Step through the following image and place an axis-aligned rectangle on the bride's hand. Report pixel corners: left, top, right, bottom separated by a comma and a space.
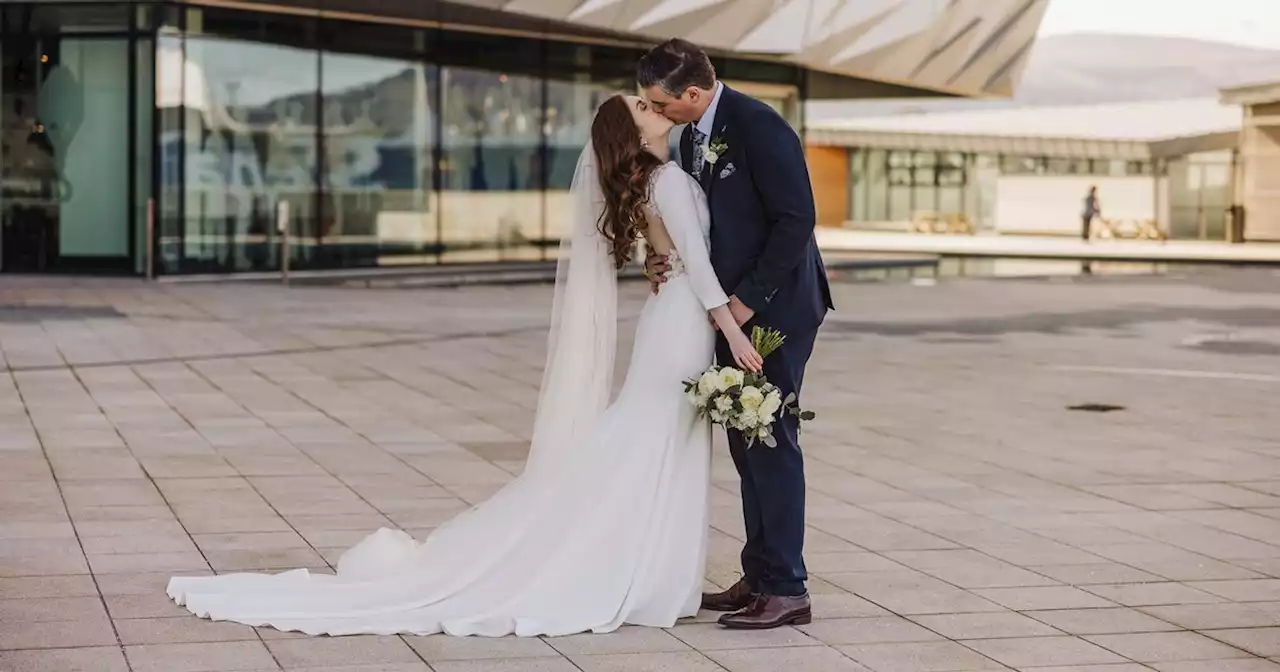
727, 329, 764, 373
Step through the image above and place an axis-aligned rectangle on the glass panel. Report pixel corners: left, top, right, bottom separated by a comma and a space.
1000, 155, 1043, 175
439, 31, 543, 263
1, 34, 132, 272
1200, 161, 1231, 240
156, 34, 183, 273
317, 48, 438, 268
717, 58, 799, 87
848, 149, 867, 221
136, 38, 154, 275
1167, 158, 1199, 239
937, 151, 965, 216
0, 36, 59, 271
911, 152, 938, 214
972, 154, 998, 231
1046, 157, 1091, 175
545, 43, 633, 255
888, 185, 912, 221
886, 151, 912, 220
911, 152, 936, 168
56, 38, 131, 260
865, 148, 887, 221
180, 34, 319, 273
937, 187, 962, 215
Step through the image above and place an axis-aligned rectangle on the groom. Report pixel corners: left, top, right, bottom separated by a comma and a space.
639, 39, 833, 630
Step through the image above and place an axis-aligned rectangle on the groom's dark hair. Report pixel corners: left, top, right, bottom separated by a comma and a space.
636, 38, 717, 95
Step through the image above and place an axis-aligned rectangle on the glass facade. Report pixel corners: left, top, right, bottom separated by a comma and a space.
0, 4, 148, 272
847, 148, 1180, 234
1167, 150, 1234, 241
1, 2, 804, 275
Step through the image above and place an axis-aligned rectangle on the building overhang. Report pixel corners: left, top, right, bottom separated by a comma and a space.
160, 0, 1048, 100
1221, 80, 1280, 107
807, 127, 1241, 162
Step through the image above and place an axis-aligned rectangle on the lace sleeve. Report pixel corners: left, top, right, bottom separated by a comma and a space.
652, 167, 729, 311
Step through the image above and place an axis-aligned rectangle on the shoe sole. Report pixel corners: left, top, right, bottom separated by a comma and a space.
719, 610, 812, 629
700, 603, 753, 612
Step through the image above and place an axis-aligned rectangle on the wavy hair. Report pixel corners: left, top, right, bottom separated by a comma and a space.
590, 95, 664, 270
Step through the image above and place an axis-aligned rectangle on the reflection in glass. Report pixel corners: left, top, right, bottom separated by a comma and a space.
178, 35, 318, 273
136, 39, 154, 275
156, 35, 185, 272
972, 154, 998, 231
545, 44, 631, 250
1168, 150, 1234, 240
1000, 155, 1044, 175
319, 52, 437, 268
848, 149, 867, 221
440, 66, 542, 262
865, 149, 887, 221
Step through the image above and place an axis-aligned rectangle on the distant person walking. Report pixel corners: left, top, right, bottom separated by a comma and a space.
1081, 186, 1100, 241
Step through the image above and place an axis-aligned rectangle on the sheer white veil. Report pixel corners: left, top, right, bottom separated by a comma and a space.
523, 142, 618, 476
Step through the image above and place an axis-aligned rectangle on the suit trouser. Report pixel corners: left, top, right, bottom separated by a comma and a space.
715, 325, 818, 597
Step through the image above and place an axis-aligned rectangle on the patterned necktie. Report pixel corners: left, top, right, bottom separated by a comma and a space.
690, 127, 707, 177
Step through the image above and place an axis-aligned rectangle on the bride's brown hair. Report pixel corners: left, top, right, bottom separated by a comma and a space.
591, 95, 664, 270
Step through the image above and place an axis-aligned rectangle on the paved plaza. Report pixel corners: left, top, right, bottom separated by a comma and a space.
2, 267, 1279, 672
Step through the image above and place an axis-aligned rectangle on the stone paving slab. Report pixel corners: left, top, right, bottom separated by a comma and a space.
1, 269, 1280, 671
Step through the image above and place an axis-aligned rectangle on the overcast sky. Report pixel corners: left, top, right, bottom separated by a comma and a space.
1038, 0, 1280, 49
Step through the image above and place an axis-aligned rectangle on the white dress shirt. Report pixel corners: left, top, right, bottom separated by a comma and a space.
694, 81, 725, 139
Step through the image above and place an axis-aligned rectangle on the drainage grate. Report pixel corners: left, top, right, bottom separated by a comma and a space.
1068, 403, 1126, 413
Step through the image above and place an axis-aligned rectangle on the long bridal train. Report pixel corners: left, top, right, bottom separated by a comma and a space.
167, 153, 723, 638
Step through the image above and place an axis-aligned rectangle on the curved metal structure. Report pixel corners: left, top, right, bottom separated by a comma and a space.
459, 0, 1052, 97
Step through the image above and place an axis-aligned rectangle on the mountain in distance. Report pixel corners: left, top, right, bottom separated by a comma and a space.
807, 32, 1280, 121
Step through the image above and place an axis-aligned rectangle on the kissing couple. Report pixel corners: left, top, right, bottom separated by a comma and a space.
168, 38, 832, 637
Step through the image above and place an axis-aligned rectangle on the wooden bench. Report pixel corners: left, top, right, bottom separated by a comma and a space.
1092, 218, 1166, 241
912, 211, 974, 235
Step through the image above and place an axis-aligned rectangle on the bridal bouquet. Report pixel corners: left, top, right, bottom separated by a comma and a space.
683, 327, 815, 448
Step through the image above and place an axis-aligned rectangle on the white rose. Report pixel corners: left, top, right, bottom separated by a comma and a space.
698, 370, 718, 396
715, 367, 744, 392
739, 386, 764, 411
686, 388, 701, 406
704, 149, 719, 165
759, 391, 783, 418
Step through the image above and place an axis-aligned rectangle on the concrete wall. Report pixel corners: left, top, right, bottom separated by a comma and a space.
1241, 103, 1280, 241
994, 175, 1166, 236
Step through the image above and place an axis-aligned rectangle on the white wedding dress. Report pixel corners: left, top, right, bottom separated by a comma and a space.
167, 157, 733, 637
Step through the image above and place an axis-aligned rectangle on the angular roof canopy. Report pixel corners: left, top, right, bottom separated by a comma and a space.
131, 0, 1047, 99
450, 0, 1051, 98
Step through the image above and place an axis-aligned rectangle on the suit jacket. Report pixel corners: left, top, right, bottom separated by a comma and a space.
680, 86, 833, 335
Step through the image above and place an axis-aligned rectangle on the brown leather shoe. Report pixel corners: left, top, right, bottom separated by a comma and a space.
718, 593, 811, 629
700, 579, 758, 612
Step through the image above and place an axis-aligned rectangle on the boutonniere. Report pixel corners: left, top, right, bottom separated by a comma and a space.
702, 135, 729, 166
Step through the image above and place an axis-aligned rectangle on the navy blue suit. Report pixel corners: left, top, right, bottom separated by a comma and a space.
681, 86, 832, 597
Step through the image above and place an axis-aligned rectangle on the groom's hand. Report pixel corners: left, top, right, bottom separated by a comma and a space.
645, 251, 670, 295
728, 296, 755, 326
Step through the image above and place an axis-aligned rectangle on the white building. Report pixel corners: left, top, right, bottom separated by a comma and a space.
805, 97, 1252, 241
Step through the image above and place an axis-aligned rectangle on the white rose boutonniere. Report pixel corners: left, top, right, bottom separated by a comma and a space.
701, 136, 729, 166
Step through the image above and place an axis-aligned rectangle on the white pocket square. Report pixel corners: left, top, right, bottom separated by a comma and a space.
719, 163, 736, 179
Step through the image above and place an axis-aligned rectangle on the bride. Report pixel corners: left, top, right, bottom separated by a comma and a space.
166, 94, 764, 638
